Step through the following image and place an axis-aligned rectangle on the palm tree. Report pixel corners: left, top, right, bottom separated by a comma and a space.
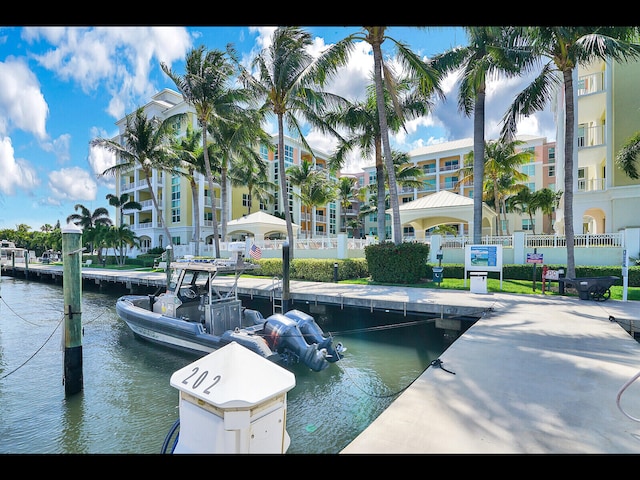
162, 45, 246, 258
107, 224, 139, 266
506, 186, 538, 234
616, 131, 640, 180
230, 26, 347, 258
460, 139, 532, 236
172, 124, 205, 256
106, 193, 142, 227
432, 26, 528, 244
501, 26, 640, 279
66, 203, 113, 254
228, 155, 276, 216
326, 79, 431, 241
321, 26, 442, 245
92, 107, 185, 251
337, 176, 359, 234
534, 187, 563, 234
287, 159, 336, 238
206, 108, 273, 241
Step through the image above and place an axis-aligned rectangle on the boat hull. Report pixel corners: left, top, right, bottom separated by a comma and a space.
116, 296, 276, 360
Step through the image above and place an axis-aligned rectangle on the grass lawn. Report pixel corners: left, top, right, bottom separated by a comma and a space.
341, 277, 640, 301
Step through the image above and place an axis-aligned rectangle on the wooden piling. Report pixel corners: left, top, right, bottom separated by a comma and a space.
62, 223, 83, 396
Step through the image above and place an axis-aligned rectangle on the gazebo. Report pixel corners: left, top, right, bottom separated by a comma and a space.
387, 190, 497, 239
226, 211, 300, 242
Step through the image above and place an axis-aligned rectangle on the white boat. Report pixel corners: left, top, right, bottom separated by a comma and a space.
0, 240, 28, 266
115, 258, 345, 372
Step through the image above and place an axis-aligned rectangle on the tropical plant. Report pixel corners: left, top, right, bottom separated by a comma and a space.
326, 78, 430, 240
107, 224, 139, 266
172, 124, 205, 256
501, 26, 640, 278
321, 26, 442, 245
616, 130, 640, 180
206, 107, 273, 241
228, 155, 276, 216
230, 26, 347, 258
432, 26, 527, 244
66, 203, 113, 254
106, 193, 142, 227
287, 159, 336, 238
506, 186, 538, 234
460, 139, 532, 236
337, 176, 359, 234
92, 107, 185, 251
534, 187, 563, 234
162, 45, 246, 258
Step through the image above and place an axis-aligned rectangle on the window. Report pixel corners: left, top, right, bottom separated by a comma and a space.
548, 147, 555, 163
525, 182, 535, 192
521, 164, 535, 177
171, 175, 181, 223
260, 143, 269, 161
548, 165, 555, 177
522, 219, 535, 231
422, 178, 436, 192
172, 236, 181, 245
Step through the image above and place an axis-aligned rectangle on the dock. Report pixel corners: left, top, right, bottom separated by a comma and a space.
4, 263, 640, 453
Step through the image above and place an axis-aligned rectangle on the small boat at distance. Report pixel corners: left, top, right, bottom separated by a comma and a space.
115, 258, 345, 372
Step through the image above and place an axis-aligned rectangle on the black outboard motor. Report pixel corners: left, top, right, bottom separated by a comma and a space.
284, 309, 344, 363
263, 314, 330, 372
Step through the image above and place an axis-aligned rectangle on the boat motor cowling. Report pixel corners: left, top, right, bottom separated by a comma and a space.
284, 309, 344, 363
263, 314, 330, 372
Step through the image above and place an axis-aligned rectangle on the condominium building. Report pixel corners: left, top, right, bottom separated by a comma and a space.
360, 135, 557, 239
554, 57, 640, 236
113, 89, 340, 255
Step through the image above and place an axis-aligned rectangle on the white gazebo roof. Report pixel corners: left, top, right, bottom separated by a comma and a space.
387, 190, 497, 234
226, 211, 299, 241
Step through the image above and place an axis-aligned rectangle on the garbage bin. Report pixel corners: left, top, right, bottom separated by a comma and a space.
433, 267, 443, 285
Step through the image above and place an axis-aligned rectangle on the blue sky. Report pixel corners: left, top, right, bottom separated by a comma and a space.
0, 26, 557, 232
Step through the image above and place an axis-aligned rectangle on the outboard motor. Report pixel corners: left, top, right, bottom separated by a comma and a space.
263, 314, 330, 372
284, 309, 344, 363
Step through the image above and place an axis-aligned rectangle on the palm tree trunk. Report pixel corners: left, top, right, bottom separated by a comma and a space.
145, 177, 173, 251
473, 92, 486, 243
202, 128, 221, 258
221, 159, 229, 242
278, 115, 294, 259
563, 69, 576, 279
375, 138, 386, 240
190, 178, 200, 256
372, 42, 401, 245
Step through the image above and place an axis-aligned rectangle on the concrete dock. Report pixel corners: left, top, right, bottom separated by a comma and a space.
4, 263, 640, 453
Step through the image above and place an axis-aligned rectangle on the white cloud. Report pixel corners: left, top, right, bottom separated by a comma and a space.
88, 143, 116, 188
40, 133, 71, 164
25, 26, 192, 121
0, 136, 40, 194
48, 166, 97, 202
0, 57, 48, 139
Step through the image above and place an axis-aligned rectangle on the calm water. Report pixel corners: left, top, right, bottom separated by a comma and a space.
0, 275, 460, 454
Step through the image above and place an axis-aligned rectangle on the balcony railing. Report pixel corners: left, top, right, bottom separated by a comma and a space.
577, 178, 605, 192
577, 125, 605, 148
578, 71, 604, 96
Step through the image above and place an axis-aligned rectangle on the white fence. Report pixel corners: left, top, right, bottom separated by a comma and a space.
165, 230, 637, 267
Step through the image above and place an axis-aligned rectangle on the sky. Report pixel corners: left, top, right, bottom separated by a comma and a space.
0, 25, 557, 232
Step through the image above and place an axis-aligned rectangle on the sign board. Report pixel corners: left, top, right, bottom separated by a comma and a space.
526, 253, 544, 264
464, 244, 502, 273
544, 269, 559, 280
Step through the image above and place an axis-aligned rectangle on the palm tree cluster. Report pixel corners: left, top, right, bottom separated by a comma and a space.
86, 26, 640, 277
